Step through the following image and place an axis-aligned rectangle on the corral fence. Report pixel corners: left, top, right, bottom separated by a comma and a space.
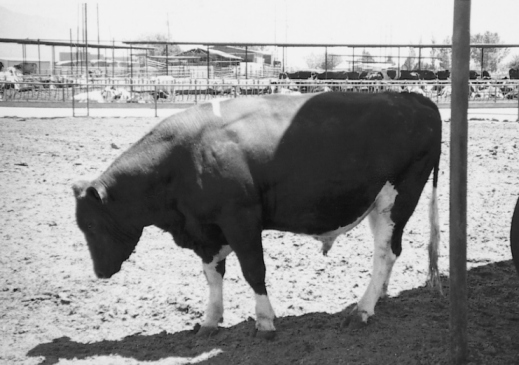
1, 78, 518, 117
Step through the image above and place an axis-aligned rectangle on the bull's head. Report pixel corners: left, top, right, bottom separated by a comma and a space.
72, 180, 143, 279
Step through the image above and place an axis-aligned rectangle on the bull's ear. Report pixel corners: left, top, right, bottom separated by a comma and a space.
72, 180, 90, 198
86, 183, 108, 204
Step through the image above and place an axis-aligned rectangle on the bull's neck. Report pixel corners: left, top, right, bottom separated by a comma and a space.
99, 148, 179, 228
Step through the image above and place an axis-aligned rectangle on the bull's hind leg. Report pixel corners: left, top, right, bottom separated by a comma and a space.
345, 182, 398, 328
198, 245, 233, 336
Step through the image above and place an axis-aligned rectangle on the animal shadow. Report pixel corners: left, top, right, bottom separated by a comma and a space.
28, 260, 519, 365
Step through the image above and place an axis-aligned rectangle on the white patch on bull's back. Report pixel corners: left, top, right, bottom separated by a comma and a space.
210, 99, 222, 118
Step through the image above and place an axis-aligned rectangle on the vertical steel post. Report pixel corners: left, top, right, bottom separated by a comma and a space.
38, 41, 41, 75
112, 39, 115, 77
325, 46, 328, 79
97, 3, 100, 61
70, 29, 74, 77
154, 84, 157, 118
480, 48, 484, 78
352, 47, 355, 72
146, 49, 148, 78
84, 3, 89, 117
130, 45, 134, 93
398, 47, 401, 76
246, 46, 248, 80
418, 47, 422, 70
51, 45, 55, 76
451, 0, 471, 363
72, 82, 75, 117
282, 47, 285, 73
166, 44, 169, 76
207, 45, 210, 79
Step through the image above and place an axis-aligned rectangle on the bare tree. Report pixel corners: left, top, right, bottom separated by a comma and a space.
402, 47, 417, 70
137, 33, 181, 56
507, 54, 519, 70
470, 31, 509, 72
305, 52, 341, 70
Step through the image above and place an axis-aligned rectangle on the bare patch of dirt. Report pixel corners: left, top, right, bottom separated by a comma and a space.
1, 116, 518, 364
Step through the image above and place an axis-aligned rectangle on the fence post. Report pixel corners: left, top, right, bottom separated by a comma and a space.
154, 84, 157, 118
72, 83, 75, 117
194, 79, 198, 104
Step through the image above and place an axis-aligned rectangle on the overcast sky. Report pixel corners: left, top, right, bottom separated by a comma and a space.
1, 0, 518, 67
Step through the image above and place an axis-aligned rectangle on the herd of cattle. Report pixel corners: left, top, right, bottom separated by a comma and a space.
1, 63, 518, 102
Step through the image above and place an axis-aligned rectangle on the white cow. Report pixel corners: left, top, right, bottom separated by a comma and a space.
72, 90, 106, 103
274, 87, 302, 95
102, 87, 132, 102
152, 75, 175, 94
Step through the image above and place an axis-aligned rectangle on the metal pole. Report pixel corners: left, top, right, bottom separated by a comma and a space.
154, 84, 157, 118
97, 3, 100, 61
325, 46, 328, 79
38, 41, 41, 75
398, 47, 401, 77
207, 45, 210, 80
166, 44, 169, 76
480, 48, 484, 78
245, 46, 248, 79
112, 39, 115, 77
130, 45, 134, 93
85, 3, 89, 117
352, 47, 355, 72
282, 47, 285, 73
450, 0, 470, 363
70, 29, 74, 77
418, 47, 422, 70
51, 45, 55, 76
72, 82, 75, 117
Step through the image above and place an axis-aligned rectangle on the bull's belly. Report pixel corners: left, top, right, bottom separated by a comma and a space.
262, 180, 395, 237
263, 189, 380, 236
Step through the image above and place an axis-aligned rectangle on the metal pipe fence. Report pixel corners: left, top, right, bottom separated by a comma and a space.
1, 79, 518, 110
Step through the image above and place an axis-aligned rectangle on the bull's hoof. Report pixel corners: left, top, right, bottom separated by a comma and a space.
341, 309, 369, 330
251, 328, 276, 340
196, 325, 219, 337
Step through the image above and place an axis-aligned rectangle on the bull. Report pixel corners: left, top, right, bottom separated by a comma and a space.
73, 92, 442, 338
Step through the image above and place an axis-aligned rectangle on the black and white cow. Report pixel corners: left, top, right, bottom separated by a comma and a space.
73, 92, 442, 338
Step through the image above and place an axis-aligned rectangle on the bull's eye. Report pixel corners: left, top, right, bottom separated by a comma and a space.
87, 224, 93, 231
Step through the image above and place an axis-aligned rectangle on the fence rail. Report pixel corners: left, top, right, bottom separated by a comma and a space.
1, 79, 518, 112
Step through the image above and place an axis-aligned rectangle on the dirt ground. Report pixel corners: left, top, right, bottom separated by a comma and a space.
1, 112, 518, 365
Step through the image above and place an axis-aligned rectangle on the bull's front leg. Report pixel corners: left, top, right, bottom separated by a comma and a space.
198, 245, 233, 336
219, 207, 276, 339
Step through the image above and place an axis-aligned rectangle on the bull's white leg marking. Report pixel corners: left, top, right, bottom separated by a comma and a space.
315, 204, 375, 255
201, 245, 233, 329
255, 294, 276, 331
356, 182, 398, 322
210, 99, 222, 118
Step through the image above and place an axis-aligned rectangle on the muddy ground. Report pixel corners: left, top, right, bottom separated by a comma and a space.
1, 113, 518, 364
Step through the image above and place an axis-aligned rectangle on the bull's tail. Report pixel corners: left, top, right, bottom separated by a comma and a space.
427, 159, 443, 295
